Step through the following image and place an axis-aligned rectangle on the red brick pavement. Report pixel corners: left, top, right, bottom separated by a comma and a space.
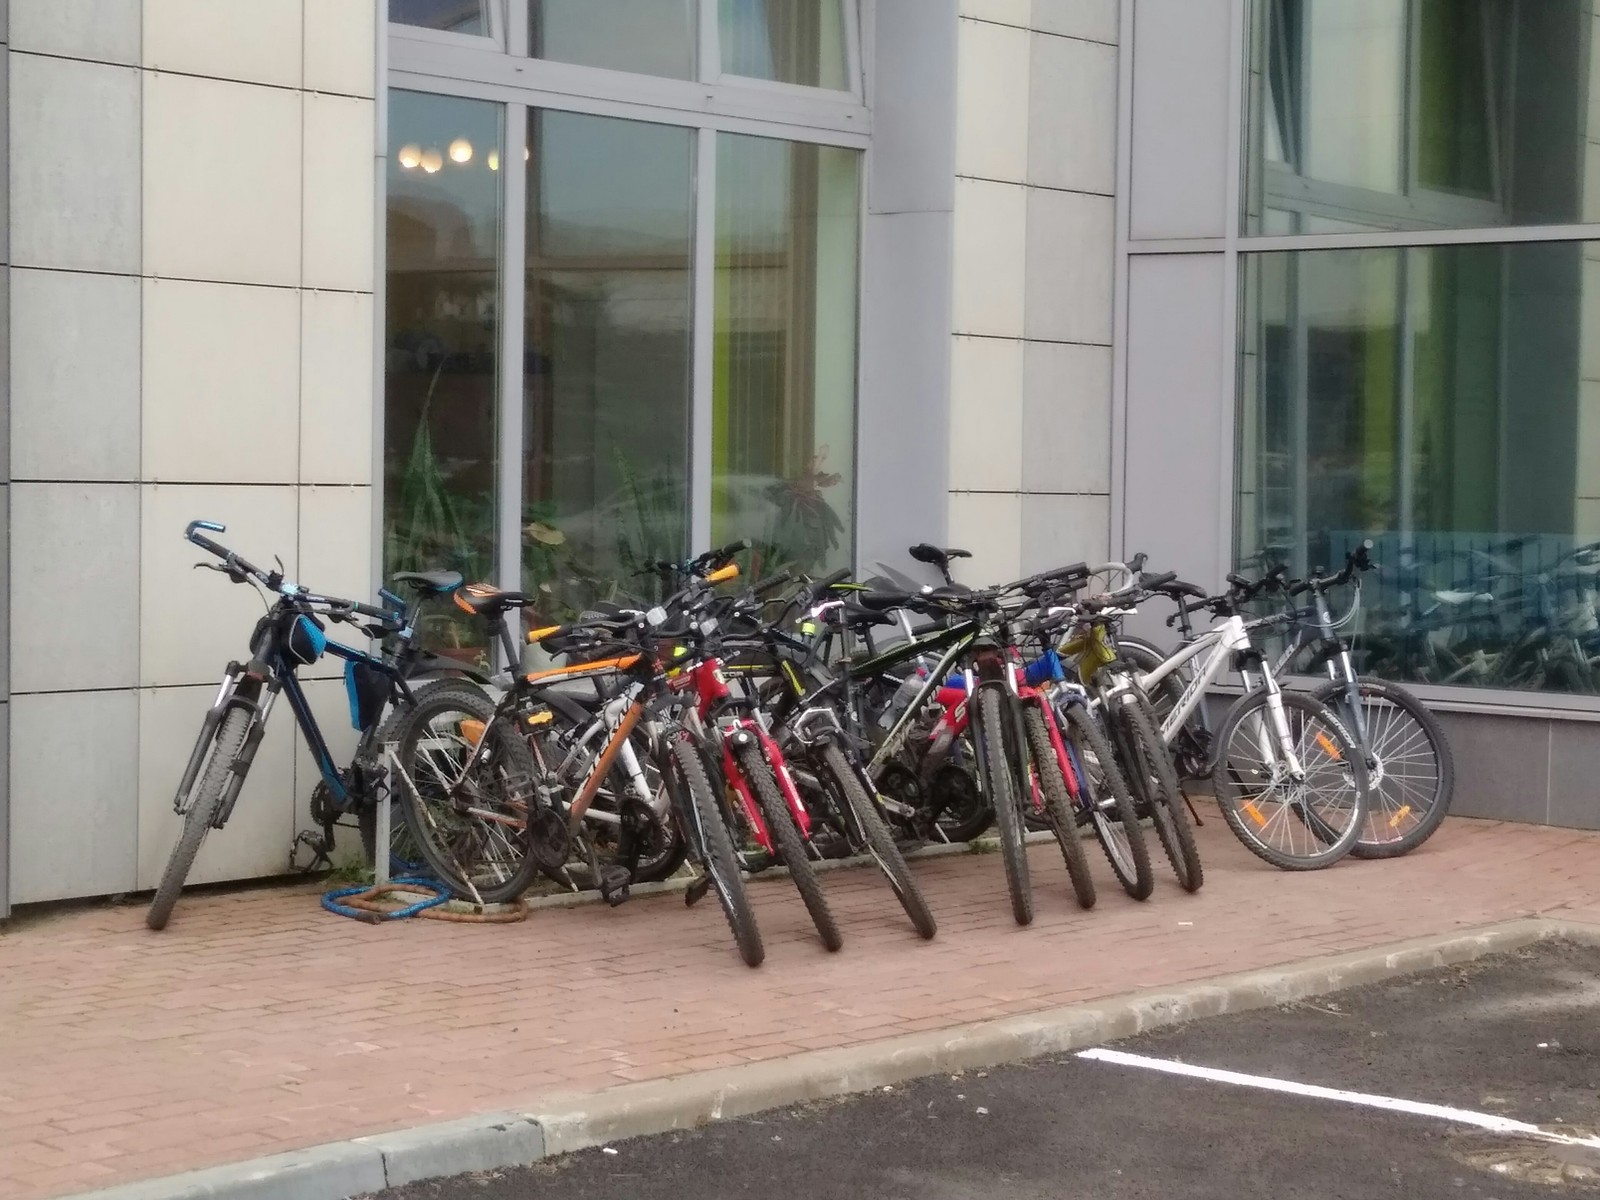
3, 815, 1599, 1199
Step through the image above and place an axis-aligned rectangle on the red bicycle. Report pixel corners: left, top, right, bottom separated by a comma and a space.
669, 565, 843, 952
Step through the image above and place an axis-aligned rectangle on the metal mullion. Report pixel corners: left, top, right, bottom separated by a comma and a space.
498, 103, 529, 610
504, 0, 529, 58
1238, 222, 1600, 253
1218, 0, 1247, 579
844, 0, 865, 100
690, 127, 718, 554
699, 0, 720, 84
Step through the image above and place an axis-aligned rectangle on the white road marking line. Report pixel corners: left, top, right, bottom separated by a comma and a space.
1076, 1047, 1600, 1150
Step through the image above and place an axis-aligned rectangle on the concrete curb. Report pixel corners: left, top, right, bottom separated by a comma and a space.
65, 916, 1600, 1200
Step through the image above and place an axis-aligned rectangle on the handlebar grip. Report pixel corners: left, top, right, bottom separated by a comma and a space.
1288, 579, 1310, 597
1226, 572, 1252, 590
812, 567, 852, 593
751, 570, 794, 599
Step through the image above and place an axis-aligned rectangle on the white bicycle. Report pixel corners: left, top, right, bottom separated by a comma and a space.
1088, 569, 1371, 871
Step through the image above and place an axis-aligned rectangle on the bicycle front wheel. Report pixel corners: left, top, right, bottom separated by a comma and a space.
818, 743, 936, 939
394, 689, 543, 904
733, 740, 842, 952
147, 706, 253, 931
975, 686, 1032, 925
1022, 706, 1095, 910
1311, 677, 1454, 859
1211, 690, 1369, 871
668, 739, 764, 967
1057, 700, 1153, 900
1108, 690, 1202, 892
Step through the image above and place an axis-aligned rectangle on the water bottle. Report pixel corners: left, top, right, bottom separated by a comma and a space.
879, 666, 930, 729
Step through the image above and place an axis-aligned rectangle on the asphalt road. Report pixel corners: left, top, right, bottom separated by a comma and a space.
371, 941, 1600, 1199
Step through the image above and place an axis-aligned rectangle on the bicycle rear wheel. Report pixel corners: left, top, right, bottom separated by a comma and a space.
1057, 700, 1153, 900
1022, 706, 1096, 910
1311, 677, 1453, 859
733, 740, 842, 952
394, 689, 543, 904
975, 686, 1032, 925
1211, 690, 1369, 871
147, 706, 253, 931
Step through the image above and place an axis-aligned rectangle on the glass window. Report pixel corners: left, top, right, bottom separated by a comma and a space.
390, 0, 492, 36
531, 0, 695, 80
385, 91, 503, 652
1245, 0, 1596, 233
712, 133, 859, 574
523, 111, 695, 615
719, 0, 850, 90
1237, 241, 1600, 694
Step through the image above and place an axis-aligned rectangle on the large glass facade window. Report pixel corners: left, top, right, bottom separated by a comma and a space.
384, 5, 866, 622
523, 113, 694, 614
1237, 241, 1600, 693
390, 0, 493, 36
719, 0, 851, 90
713, 134, 859, 575
385, 92, 503, 658
531, 0, 696, 79
1246, 0, 1599, 232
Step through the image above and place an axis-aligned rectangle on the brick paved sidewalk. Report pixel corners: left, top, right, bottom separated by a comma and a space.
3, 814, 1599, 1199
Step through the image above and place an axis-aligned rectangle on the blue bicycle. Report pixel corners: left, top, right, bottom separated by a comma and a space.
146, 520, 497, 930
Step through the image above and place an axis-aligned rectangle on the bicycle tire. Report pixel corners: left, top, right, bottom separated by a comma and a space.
975, 686, 1032, 925
670, 739, 764, 967
393, 689, 543, 904
818, 743, 936, 939
1021, 706, 1096, 910
1119, 638, 1205, 778
1211, 689, 1369, 871
1310, 677, 1452, 859
147, 706, 253, 931
366, 677, 488, 867
1109, 688, 1203, 892
733, 740, 843, 952
1057, 700, 1153, 901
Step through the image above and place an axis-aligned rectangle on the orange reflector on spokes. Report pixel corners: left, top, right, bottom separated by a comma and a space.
459, 718, 486, 745
1314, 732, 1343, 760
1242, 799, 1268, 827
1388, 804, 1412, 829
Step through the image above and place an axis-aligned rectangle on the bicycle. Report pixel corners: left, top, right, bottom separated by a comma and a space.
1116, 574, 1371, 870
147, 521, 489, 930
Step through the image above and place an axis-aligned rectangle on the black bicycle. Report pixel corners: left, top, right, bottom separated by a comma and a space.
146, 521, 495, 930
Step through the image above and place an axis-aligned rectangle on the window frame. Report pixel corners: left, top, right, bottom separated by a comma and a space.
388, 0, 509, 52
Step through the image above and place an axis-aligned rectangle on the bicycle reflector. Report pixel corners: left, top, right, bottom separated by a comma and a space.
286, 614, 327, 666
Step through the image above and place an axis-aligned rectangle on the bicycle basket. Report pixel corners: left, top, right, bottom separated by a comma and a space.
344, 659, 390, 731
286, 614, 327, 666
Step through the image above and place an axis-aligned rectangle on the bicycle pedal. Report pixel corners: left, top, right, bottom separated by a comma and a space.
684, 874, 712, 908
598, 866, 632, 907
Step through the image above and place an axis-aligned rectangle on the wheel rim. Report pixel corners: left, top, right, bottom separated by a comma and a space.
408, 710, 530, 892
1222, 705, 1362, 862
1340, 692, 1441, 845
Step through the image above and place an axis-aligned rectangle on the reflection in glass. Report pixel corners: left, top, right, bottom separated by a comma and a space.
524, 112, 694, 615
385, 91, 502, 653
1237, 242, 1600, 693
713, 133, 859, 575
720, 0, 850, 90
531, 0, 695, 79
389, 0, 490, 35
1245, 0, 1596, 233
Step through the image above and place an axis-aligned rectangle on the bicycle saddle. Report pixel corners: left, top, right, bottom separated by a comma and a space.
909, 543, 972, 569
453, 581, 538, 615
392, 569, 463, 594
